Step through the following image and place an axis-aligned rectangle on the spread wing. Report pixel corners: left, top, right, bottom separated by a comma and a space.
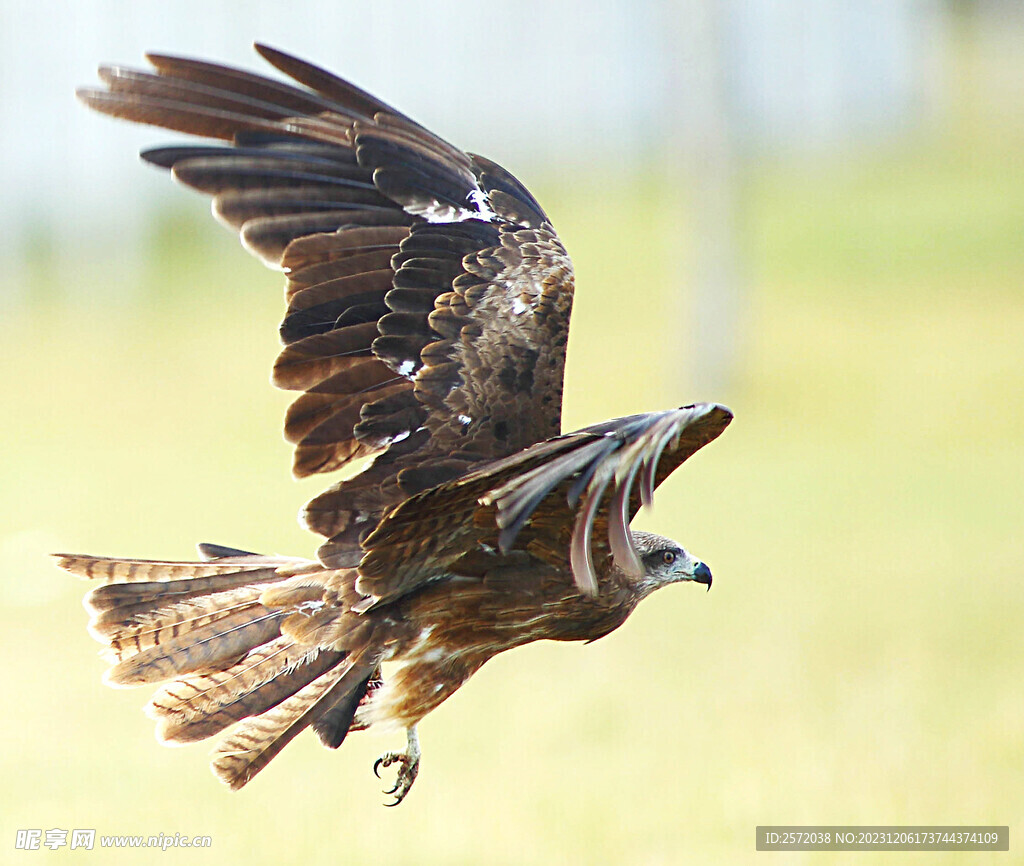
78, 45, 573, 568
356, 403, 734, 605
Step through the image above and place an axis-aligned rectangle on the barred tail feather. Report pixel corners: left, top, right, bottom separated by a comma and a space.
89, 586, 270, 651
105, 603, 284, 687
54, 551, 312, 584
82, 569, 287, 616
55, 551, 320, 684
212, 661, 376, 790
147, 640, 346, 744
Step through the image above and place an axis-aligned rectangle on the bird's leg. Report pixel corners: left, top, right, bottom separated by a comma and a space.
373, 726, 421, 806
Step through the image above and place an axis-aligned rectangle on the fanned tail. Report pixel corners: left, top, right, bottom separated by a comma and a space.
56, 547, 373, 788
61, 550, 318, 685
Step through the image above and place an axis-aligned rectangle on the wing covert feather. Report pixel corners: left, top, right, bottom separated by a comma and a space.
355, 404, 733, 606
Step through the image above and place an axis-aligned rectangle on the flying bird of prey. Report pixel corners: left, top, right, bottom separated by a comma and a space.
58, 45, 732, 805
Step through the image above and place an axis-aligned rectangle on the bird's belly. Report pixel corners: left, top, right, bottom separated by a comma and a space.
356, 578, 636, 730
356, 638, 492, 732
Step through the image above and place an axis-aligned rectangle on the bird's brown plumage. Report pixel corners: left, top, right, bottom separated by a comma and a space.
60, 45, 732, 804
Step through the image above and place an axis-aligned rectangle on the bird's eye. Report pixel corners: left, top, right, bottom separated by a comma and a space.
661, 550, 677, 566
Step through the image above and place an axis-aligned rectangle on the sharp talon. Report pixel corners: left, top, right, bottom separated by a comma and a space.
372, 727, 420, 807
384, 786, 410, 807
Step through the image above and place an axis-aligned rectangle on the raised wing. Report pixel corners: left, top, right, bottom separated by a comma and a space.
356, 403, 733, 606
78, 45, 574, 568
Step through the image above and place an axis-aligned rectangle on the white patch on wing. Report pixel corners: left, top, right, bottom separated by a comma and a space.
512, 297, 529, 315
379, 429, 412, 448
457, 414, 472, 426
406, 187, 497, 224
398, 359, 417, 377
467, 188, 498, 222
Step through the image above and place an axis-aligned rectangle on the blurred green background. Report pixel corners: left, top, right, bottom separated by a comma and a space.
2, 3, 1022, 864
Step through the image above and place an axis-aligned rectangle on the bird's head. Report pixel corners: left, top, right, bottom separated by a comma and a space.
628, 530, 713, 595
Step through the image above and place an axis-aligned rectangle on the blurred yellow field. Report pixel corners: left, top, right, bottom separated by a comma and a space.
1, 126, 1021, 863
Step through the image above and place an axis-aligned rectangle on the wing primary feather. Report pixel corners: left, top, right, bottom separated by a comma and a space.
495, 487, 549, 553
569, 472, 612, 596
564, 437, 619, 507
254, 43, 408, 121
607, 460, 643, 577
143, 51, 347, 117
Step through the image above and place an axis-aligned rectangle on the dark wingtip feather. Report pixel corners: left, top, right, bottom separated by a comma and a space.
197, 542, 261, 560
607, 464, 643, 577
704, 402, 734, 426
311, 670, 374, 748
253, 43, 404, 121
569, 477, 606, 596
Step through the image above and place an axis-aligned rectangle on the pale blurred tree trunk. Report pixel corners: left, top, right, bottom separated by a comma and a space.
661, 0, 745, 397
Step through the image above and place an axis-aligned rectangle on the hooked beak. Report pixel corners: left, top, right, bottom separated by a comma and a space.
692, 561, 712, 591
